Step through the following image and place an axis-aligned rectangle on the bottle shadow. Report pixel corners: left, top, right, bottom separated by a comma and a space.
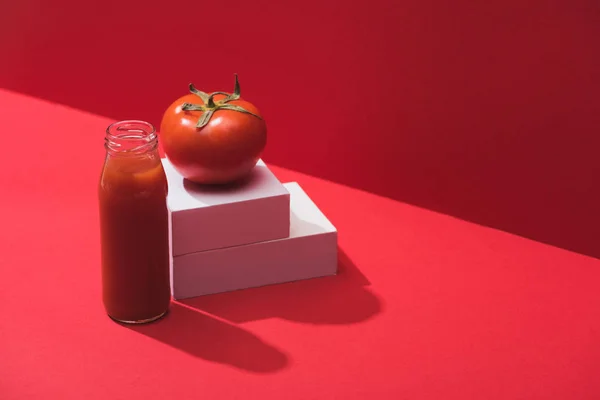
125, 303, 289, 373
180, 248, 382, 325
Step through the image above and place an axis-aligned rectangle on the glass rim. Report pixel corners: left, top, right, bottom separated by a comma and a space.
105, 120, 158, 155
106, 120, 156, 140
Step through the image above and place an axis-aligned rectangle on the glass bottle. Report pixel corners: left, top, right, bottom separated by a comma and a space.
98, 120, 170, 323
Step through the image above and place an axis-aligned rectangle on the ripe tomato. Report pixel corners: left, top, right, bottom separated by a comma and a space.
159, 74, 267, 184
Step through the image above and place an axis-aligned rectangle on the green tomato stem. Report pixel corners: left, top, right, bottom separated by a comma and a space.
182, 74, 262, 129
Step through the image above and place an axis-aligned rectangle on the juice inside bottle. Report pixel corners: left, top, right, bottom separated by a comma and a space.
98, 121, 170, 323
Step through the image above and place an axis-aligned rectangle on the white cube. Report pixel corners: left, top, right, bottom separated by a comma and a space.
163, 158, 290, 256
171, 182, 338, 299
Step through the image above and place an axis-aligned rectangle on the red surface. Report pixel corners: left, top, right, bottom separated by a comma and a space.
1, 90, 600, 399
1, 0, 599, 258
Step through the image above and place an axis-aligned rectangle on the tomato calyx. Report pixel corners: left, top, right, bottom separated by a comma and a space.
181, 74, 262, 129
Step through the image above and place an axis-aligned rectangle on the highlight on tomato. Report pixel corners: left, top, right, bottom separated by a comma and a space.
159, 74, 267, 185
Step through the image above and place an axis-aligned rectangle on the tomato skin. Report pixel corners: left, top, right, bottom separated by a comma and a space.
159, 93, 267, 184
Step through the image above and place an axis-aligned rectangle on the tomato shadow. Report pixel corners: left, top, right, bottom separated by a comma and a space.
125, 303, 289, 373
180, 248, 382, 325
180, 162, 282, 206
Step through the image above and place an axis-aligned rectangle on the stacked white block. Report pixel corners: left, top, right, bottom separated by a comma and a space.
163, 158, 338, 299
163, 158, 291, 255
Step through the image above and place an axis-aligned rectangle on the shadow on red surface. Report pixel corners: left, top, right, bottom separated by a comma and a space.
126, 303, 289, 373
181, 249, 382, 324
125, 249, 378, 373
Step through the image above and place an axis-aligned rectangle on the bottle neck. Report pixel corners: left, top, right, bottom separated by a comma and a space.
105, 120, 158, 156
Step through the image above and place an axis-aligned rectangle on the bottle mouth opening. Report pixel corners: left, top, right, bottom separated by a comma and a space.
105, 120, 157, 154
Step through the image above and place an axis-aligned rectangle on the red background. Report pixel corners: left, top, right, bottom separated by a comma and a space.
1, 0, 599, 258
1, 2, 600, 398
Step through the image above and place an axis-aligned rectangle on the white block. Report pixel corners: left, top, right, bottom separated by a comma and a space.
163, 158, 290, 256
171, 182, 338, 299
